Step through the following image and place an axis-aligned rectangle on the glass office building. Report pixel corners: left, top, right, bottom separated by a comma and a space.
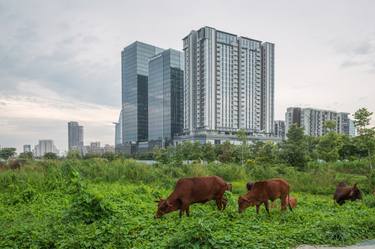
148, 49, 184, 146
68, 121, 84, 151
121, 42, 163, 143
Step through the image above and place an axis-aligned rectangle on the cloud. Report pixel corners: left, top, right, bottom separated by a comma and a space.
337, 36, 375, 72
0, 81, 118, 153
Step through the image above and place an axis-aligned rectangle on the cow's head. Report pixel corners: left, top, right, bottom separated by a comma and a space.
238, 196, 256, 213
246, 182, 254, 191
155, 198, 176, 218
349, 183, 362, 201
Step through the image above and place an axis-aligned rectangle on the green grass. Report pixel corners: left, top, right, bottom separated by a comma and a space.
0, 159, 374, 248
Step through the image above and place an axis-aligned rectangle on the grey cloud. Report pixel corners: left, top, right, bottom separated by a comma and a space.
337, 37, 375, 72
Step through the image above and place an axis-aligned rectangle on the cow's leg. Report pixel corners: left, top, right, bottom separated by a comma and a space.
185, 206, 190, 217
264, 201, 270, 216
180, 202, 190, 218
256, 204, 260, 214
280, 196, 287, 211
221, 197, 228, 210
215, 199, 223, 210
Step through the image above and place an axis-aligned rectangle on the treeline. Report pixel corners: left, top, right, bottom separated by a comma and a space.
154, 108, 375, 168
1, 108, 374, 170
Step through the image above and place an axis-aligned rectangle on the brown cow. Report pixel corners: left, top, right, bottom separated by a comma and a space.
333, 182, 362, 205
238, 178, 293, 215
155, 176, 230, 218
8, 159, 22, 170
246, 181, 254, 191
271, 196, 297, 209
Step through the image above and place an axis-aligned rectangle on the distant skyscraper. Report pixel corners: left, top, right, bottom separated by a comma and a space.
148, 49, 184, 146
285, 107, 355, 137
68, 121, 84, 151
182, 26, 275, 138
274, 120, 285, 139
33, 140, 58, 157
114, 109, 123, 146
23, 144, 31, 153
121, 41, 164, 143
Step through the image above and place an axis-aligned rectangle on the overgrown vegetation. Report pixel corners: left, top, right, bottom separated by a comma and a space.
0, 159, 375, 248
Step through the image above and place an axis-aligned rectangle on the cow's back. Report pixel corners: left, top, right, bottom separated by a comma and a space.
252, 178, 290, 201
173, 176, 226, 203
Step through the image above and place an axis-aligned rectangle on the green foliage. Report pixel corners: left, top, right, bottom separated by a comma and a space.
43, 152, 58, 160
323, 120, 337, 132
0, 160, 375, 248
316, 132, 343, 162
18, 152, 33, 160
0, 147, 16, 160
67, 150, 82, 160
280, 124, 309, 169
64, 170, 113, 224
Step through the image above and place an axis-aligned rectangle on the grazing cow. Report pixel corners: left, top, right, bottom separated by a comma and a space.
155, 176, 230, 218
8, 159, 22, 170
238, 178, 292, 215
271, 196, 297, 209
0, 160, 6, 169
246, 181, 254, 191
333, 182, 362, 205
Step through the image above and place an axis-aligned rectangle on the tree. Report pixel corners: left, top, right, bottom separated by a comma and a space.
154, 147, 169, 164
323, 120, 337, 132
280, 124, 308, 169
353, 108, 375, 160
67, 150, 82, 160
202, 143, 216, 162
255, 141, 277, 163
316, 132, 343, 162
0, 148, 16, 160
19, 152, 33, 160
102, 152, 116, 161
353, 107, 375, 191
237, 129, 247, 166
216, 141, 235, 163
43, 152, 58, 160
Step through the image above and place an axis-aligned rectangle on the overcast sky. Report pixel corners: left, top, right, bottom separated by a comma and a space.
0, 0, 375, 153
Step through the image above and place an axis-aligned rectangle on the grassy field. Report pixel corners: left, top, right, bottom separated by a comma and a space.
0, 159, 375, 248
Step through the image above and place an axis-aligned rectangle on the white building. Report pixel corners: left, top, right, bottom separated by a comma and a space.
285, 107, 355, 137
182, 26, 275, 144
33, 140, 59, 157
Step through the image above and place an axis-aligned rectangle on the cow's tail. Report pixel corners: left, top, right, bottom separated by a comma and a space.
287, 187, 293, 212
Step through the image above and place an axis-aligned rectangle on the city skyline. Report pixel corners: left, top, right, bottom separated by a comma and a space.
1, 0, 375, 152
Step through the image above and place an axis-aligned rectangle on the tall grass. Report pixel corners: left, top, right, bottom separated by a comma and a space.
0, 159, 372, 195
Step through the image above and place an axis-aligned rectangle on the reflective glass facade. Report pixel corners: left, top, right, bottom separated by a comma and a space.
121, 42, 163, 143
148, 49, 184, 145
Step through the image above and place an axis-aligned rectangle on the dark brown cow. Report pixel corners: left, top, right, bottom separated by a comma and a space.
246, 181, 254, 191
8, 159, 22, 170
333, 182, 362, 205
155, 176, 230, 218
0, 160, 6, 170
238, 178, 292, 215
